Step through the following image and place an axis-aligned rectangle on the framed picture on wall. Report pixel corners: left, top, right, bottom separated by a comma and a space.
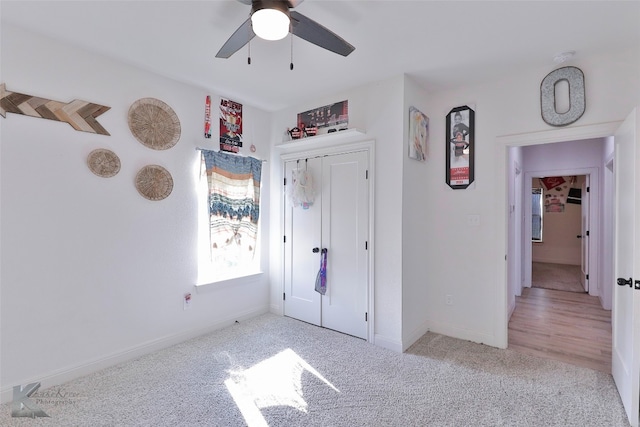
446, 105, 475, 189
408, 106, 428, 161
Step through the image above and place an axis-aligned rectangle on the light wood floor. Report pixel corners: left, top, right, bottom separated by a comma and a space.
508, 287, 612, 373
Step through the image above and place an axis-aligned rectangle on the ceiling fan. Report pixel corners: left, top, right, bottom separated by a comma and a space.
215, 0, 355, 59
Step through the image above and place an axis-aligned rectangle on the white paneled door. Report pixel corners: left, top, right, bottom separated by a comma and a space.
580, 177, 589, 292
612, 108, 640, 427
283, 151, 369, 340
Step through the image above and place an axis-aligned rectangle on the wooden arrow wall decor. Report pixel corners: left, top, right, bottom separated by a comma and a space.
0, 83, 110, 135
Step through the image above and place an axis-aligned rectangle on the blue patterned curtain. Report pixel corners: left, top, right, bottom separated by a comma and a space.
201, 150, 262, 269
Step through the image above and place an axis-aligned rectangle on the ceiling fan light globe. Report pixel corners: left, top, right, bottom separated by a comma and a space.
251, 9, 290, 41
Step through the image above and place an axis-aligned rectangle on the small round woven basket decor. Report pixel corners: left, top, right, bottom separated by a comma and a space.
87, 148, 121, 178
135, 165, 174, 201
128, 98, 181, 150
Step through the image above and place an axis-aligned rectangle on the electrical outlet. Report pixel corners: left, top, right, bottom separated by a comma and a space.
446, 295, 453, 305
184, 292, 192, 310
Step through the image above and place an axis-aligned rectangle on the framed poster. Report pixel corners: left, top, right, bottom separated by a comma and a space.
220, 98, 242, 153
408, 106, 428, 161
446, 105, 475, 189
297, 100, 348, 132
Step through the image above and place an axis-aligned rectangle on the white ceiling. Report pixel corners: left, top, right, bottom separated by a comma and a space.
2, 1, 639, 112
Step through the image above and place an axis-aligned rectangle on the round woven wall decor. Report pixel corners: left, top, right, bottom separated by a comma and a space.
128, 98, 181, 150
135, 165, 174, 201
87, 148, 121, 178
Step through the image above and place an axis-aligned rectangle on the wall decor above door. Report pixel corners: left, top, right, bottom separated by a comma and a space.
0, 83, 110, 135
540, 66, 585, 127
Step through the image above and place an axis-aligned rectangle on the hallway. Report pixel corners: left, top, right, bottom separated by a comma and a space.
508, 286, 612, 373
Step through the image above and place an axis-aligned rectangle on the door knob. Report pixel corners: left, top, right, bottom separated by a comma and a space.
617, 277, 632, 287
312, 247, 320, 253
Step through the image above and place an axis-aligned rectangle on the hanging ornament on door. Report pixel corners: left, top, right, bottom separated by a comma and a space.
289, 159, 315, 209
315, 248, 328, 295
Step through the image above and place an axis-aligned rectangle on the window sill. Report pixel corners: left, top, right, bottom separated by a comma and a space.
195, 271, 264, 289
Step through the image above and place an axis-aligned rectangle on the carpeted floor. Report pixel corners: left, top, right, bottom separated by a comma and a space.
532, 262, 586, 293
0, 313, 629, 426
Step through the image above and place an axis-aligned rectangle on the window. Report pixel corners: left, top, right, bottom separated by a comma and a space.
532, 187, 543, 242
197, 150, 263, 284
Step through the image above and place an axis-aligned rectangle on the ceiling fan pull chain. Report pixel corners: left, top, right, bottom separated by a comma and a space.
290, 33, 294, 70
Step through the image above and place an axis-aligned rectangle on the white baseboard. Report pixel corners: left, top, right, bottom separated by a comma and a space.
1, 306, 268, 404
508, 301, 516, 320
425, 320, 500, 348
270, 303, 282, 315
373, 334, 403, 353
402, 320, 430, 352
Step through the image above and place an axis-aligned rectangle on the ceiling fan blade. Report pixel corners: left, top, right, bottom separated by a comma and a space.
289, 11, 354, 57
216, 18, 256, 59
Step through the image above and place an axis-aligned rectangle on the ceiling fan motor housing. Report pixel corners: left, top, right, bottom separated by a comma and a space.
251, 1, 291, 19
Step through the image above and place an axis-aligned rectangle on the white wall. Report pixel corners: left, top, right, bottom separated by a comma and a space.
401, 76, 434, 349
269, 75, 405, 351
424, 48, 639, 348
601, 136, 615, 310
523, 140, 605, 175
507, 146, 524, 317
0, 24, 272, 401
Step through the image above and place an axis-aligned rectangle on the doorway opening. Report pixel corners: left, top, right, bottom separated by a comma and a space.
530, 174, 589, 294
505, 134, 614, 372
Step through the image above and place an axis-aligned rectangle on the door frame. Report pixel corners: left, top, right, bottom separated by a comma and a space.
611, 108, 640, 426
278, 138, 376, 342
522, 168, 598, 295
496, 121, 621, 348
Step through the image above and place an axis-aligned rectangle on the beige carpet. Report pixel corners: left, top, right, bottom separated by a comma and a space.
532, 262, 586, 293
0, 313, 629, 426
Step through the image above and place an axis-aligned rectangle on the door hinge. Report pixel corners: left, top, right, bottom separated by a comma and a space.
587, 186, 590, 192
586, 274, 589, 280
365, 312, 368, 322
366, 170, 369, 179
365, 241, 368, 250
586, 230, 590, 236
283, 292, 286, 301
284, 177, 287, 186
284, 235, 286, 243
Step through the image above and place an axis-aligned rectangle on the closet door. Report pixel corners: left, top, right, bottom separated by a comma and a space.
283, 151, 369, 340
320, 151, 369, 339
283, 158, 323, 325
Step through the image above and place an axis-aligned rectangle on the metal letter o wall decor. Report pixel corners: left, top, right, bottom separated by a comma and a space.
540, 66, 585, 126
